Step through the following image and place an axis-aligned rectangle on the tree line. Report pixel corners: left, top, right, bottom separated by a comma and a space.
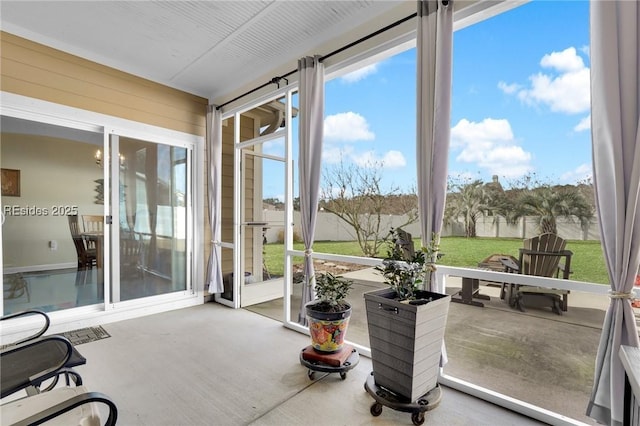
263, 161, 595, 257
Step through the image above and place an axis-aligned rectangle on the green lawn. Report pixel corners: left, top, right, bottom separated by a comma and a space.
264, 237, 609, 285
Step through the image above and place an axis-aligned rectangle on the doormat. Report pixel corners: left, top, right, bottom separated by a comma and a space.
61, 326, 110, 346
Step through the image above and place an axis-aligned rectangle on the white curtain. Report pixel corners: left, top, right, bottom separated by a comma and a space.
206, 105, 224, 294
416, 0, 453, 295
586, 2, 640, 425
297, 55, 325, 324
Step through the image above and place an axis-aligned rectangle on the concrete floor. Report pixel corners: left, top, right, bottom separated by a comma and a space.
71, 303, 546, 426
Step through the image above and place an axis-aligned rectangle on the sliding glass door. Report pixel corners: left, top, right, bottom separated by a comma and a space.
114, 135, 191, 302
1, 114, 194, 315
1, 116, 105, 314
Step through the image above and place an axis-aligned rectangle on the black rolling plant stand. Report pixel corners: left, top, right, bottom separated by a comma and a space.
364, 372, 442, 425
299, 344, 359, 380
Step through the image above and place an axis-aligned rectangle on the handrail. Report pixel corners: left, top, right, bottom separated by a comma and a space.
288, 249, 613, 295
435, 265, 625, 297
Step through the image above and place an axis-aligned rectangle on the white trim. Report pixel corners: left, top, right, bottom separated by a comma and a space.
105, 132, 115, 304
236, 131, 284, 150
283, 89, 294, 326
1, 293, 201, 345
220, 88, 296, 120
453, 0, 530, 31
1, 93, 201, 146
3, 263, 77, 274
435, 265, 625, 296
231, 112, 242, 309
438, 375, 588, 426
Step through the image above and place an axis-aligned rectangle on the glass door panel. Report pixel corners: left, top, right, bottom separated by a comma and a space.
117, 137, 190, 301
1, 116, 104, 314
240, 145, 286, 307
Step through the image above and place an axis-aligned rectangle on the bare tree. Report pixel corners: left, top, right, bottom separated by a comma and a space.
320, 159, 418, 257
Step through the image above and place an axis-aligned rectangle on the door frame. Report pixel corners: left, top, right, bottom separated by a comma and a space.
217, 89, 295, 310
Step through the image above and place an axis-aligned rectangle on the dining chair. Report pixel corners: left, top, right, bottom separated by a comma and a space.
82, 215, 104, 234
82, 215, 104, 260
120, 233, 143, 279
68, 215, 97, 269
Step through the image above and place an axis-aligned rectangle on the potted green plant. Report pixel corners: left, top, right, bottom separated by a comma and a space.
305, 272, 354, 353
364, 228, 451, 401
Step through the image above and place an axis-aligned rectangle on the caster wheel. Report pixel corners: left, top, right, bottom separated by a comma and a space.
370, 403, 383, 417
340, 372, 347, 380
308, 370, 315, 380
411, 412, 425, 425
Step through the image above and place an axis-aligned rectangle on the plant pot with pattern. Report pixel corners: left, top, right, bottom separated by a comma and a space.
305, 272, 353, 353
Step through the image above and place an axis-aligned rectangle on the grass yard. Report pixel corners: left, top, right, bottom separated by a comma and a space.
264, 237, 610, 285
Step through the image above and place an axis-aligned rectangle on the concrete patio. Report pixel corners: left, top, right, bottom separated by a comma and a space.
247, 267, 611, 424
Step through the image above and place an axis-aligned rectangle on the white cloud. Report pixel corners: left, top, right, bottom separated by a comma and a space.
498, 81, 520, 94
340, 64, 378, 83
518, 68, 590, 114
381, 150, 407, 168
351, 151, 378, 168
504, 47, 590, 114
540, 47, 585, 73
560, 163, 592, 184
477, 145, 533, 178
451, 118, 514, 148
322, 145, 353, 164
351, 150, 406, 169
451, 118, 533, 178
262, 138, 284, 155
574, 115, 591, 132
580, 45, 590, 58
324, 112, 375, 142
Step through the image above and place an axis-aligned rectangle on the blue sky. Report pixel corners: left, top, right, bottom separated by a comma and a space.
319, 0, 591, 193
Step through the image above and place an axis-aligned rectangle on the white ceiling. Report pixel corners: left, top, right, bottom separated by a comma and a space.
0, 1, 522, 106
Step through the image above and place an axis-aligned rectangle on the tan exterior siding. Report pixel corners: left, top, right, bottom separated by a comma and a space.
1, 32, 207, 136
219, 118, 235, 275
218, 115, 257, 279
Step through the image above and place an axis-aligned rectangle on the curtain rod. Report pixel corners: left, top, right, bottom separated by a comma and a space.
216, 11, 418, 111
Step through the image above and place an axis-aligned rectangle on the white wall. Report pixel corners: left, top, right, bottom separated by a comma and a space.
2, 133, 102, 269
263, 210, 601, 243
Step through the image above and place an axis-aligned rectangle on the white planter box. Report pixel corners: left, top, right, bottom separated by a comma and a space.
364, 288, 450, 401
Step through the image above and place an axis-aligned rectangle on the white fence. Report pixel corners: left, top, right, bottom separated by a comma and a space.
263, 210, 601, 243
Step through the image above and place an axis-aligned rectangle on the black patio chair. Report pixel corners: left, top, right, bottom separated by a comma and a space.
0, 310, 86, 398
1, 310, 118, 425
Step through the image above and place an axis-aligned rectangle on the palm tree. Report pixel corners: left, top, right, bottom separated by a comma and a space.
507, 185, 594, 235
444, 179, 496, 237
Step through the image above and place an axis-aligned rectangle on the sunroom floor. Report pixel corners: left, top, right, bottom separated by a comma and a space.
68, 303, 543, 425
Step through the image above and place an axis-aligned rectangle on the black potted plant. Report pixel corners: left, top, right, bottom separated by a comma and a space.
305, 272, 353, 353
364, 228, 451, 402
